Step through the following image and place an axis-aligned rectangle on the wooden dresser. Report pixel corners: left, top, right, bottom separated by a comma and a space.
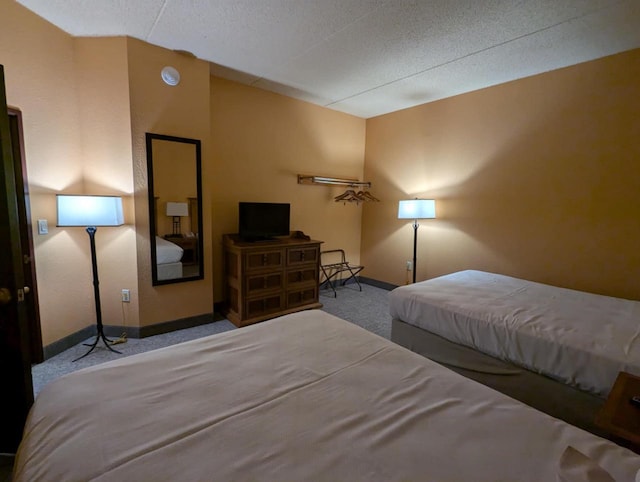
223, 234, 323, 327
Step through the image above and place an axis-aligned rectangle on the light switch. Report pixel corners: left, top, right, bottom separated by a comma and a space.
37, 219, 48, 235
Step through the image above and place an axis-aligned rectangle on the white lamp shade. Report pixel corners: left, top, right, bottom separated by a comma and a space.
398, 199, 436, 219
57, 195, 124, 227
166, 202, 189, 217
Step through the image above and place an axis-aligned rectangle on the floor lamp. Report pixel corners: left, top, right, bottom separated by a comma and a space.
398, 199, 436, 284
56, 194, 124, 361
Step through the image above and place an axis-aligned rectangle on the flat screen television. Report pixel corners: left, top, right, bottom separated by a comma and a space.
239, 202, 290, 241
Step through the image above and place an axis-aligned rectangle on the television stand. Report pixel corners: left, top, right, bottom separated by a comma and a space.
222, 233, 323, 327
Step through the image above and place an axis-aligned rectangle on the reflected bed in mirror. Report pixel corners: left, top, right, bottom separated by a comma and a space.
146, 133, 203, 285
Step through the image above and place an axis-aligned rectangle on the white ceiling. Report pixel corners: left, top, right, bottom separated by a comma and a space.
15, 0, 640, 118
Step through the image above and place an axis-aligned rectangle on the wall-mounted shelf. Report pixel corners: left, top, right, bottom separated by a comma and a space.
297, 175, 371, 189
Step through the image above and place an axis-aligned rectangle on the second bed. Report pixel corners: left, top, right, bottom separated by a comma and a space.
389, 269, 640, 437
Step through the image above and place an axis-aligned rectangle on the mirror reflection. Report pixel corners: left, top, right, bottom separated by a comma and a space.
146, 133, 203, 285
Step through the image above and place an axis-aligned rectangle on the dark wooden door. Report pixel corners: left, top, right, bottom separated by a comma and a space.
0, 64, 34, 453
8, 108, 43, 364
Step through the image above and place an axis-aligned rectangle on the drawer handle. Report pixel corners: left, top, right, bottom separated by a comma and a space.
262, 254, 267, 265
300, 252, 305, 261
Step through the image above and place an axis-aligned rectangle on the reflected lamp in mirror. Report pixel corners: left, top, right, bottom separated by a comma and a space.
166, 202, 188, 236
398, 199, 436, 284
56, 194, 124, 361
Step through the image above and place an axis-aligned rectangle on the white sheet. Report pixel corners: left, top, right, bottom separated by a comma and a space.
389, 269, 640, 397
13, 310, 640, 481
155, 235, 183, 264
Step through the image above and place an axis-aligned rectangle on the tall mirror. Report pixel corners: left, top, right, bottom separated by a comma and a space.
146, 133, 203, 285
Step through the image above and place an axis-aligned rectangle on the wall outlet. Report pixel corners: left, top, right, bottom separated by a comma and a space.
121, 289, 130, 303
406, 260, 413, 271
37, 219, 48, 235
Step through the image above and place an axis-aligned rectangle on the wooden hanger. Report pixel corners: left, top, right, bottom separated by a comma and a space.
356, 190, 379, 202
334, 189, 360, 203
334, 189, 379, 204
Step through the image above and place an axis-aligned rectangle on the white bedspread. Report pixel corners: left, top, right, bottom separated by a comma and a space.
389, 269, 640, 397
155, 235, 183, 264
14, 310, 640, 481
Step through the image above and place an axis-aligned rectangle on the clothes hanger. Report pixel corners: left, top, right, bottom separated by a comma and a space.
335, 188, 379, 204
356, 190, 380, 202
334, 189, 359, 202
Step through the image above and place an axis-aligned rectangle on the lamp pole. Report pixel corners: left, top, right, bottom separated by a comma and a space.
411, 219, 419, 284
72, 226, 121, 362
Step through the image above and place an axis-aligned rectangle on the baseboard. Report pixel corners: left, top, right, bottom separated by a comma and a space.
43, 325, 96, 360
42, 311, 225, 360
360, 276, 397, 291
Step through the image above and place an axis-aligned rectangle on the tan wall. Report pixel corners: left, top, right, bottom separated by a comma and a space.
0, 1, 136, 344
127, 38, 213, 326
2, 2, 366, 345
210, 77, 366, 301
73, 37, 139, 332
363, 49, 640, 300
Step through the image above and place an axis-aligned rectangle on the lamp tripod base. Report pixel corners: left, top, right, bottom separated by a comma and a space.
72, 327, 121, 362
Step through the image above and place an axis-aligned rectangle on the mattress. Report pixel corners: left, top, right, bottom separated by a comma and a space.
157, 261, 182, 280
392, 317, 608, 439
389, 269, 640, 397
155, 235, 183, 264
14, 310, 640, 481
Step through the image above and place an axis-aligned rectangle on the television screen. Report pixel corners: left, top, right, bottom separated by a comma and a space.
239, 202, 290, 241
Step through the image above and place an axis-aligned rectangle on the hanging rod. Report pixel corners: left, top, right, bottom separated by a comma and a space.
297, 175, 372, 188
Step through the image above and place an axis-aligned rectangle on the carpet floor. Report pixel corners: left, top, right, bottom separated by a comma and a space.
31, 282, 392, 397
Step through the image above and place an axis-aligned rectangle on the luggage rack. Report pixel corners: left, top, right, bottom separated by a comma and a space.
320, 249, 364, 297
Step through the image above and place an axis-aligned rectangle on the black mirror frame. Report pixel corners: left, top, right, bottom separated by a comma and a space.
146, 132, 204, 286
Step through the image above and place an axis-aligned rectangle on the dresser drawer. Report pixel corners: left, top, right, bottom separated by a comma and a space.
245, 249, 284, 271
246, 272, 284, 295
287, 246, 319, 266
245, 293, 285, 319
287, 286, 318, 308
286, 267, 318, 288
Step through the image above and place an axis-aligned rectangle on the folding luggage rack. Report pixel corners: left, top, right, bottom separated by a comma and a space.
319, 249, 364, 297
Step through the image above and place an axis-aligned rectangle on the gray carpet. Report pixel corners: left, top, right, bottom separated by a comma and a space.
319, 282, 391, 339
31, 282, 392, 396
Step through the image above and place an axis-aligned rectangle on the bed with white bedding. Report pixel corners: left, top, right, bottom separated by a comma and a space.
13, 310, 640, 481
389, 269, 640, 436
155, 235, 183, 280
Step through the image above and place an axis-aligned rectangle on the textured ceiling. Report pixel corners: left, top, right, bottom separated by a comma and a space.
15, 0, 640, 118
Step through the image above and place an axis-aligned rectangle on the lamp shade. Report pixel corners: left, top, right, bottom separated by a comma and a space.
57, 195, 124, 227
166, 202, 189, 217
398, 199, 436, 220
